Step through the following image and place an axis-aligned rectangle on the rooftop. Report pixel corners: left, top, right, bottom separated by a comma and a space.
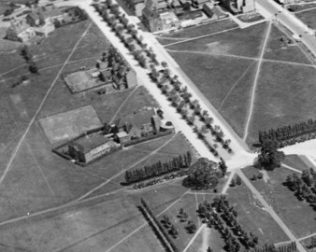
121, 108, 156, 129
72, 132, 110, 153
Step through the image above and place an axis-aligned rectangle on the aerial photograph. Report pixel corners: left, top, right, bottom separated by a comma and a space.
0, 0, 316, 251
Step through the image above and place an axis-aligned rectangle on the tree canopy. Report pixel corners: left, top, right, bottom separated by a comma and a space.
257, 139, 284, 171
183, 158, 218, 190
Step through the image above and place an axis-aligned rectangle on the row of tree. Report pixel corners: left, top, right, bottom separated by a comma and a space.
20, 46, 39, 74
140, 198, 178, 252
94, 0, 234, 161
197, 200, 240, 252
150, 64, 233, 156
160, 215, 179, 239
197, 196, 259, 251
176, 208, 197, 234
95, 0, 233, 160
124, 151, 192, 184
212, 196, 259, 250
94, 1, 158, 68
258, 119, 316, 148
284, 169, 316, 209
254, 243, 297, 252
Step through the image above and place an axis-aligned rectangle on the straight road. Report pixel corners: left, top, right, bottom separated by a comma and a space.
54, 1, 257, 169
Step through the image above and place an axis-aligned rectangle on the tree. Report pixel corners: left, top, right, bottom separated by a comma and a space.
301, 169, 312, 186
20, 46, 32, 62
169, 225, 178, 238
207, 247, 213, 252
161, 215, 171, 228
186, 220, 197, 234
257, 139, 285, 171
161, 61, 168, 68
28, 61, 38, 74
235, 176, 242, 185
183, 158, 218, 190
219, 158, 227, 177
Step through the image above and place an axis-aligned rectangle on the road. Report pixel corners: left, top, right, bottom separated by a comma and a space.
255, 0, 316, 58
54, 0, 257, 170
236, 169, 307, 252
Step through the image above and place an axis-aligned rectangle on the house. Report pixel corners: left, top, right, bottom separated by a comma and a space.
142, 0, 180, 32
116, 131, 131, 144
121, 0, 146, 16
54, 107, 174, 165
122, 108, 175, 140
220, 0, 255, 13
68, 132, 120, 164
112, 66, 137, 89
122, 108, 156, 139
191, 0, 210, 8
25, 11, 44, 26
203, 2, 214, 17
4, 3, 65, 43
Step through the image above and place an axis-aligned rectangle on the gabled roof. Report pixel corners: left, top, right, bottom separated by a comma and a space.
121, 108, 155, 129
71, 132, 111, 153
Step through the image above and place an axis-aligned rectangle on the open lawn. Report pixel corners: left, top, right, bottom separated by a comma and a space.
0, 20, 97, 157
0, 195, 148, 252
158, 193, 202, 251
165, 20, 315, 146
227, 180, 289, 244
0, 53, 24, 74
283, 155, 311, 171
296, 9, 316, 29
115, 225, 163, 252
246, 62, 316, 145
85, 132, 197, 198
68, 23, 110, 61
169, 51, 255, 138
40, 105, 102, 145
0, 123, 180, 222
167, 22, 267, 58
264, 25, 311, 64
243, 167, 316, 238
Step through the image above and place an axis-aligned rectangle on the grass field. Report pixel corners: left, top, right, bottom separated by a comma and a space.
246, 61, 316, 145
283, 155, 311, 171
243, 167, 316, 238
164, 20, 316, 146
227, 181, 289, 245
169, 51, 255, 138
115, 225, 163, 252
167, 22, 267, 58
85, 132, 197, 199
40, 105, 102, 144
296, 9, 316, 29
0, 195, 149, 252
158, 193, 202, 251
263, 25, 311, 64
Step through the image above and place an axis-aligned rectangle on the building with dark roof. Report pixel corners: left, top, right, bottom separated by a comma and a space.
68, 132, 120, 164
121, 0, 146, 16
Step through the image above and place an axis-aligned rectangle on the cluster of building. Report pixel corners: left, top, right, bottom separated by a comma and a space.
141, 0, 220, 32
56, 108, 175, 165
122, 0, 256, 32
4, 3, 86, 44
64, 49, 137, 93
